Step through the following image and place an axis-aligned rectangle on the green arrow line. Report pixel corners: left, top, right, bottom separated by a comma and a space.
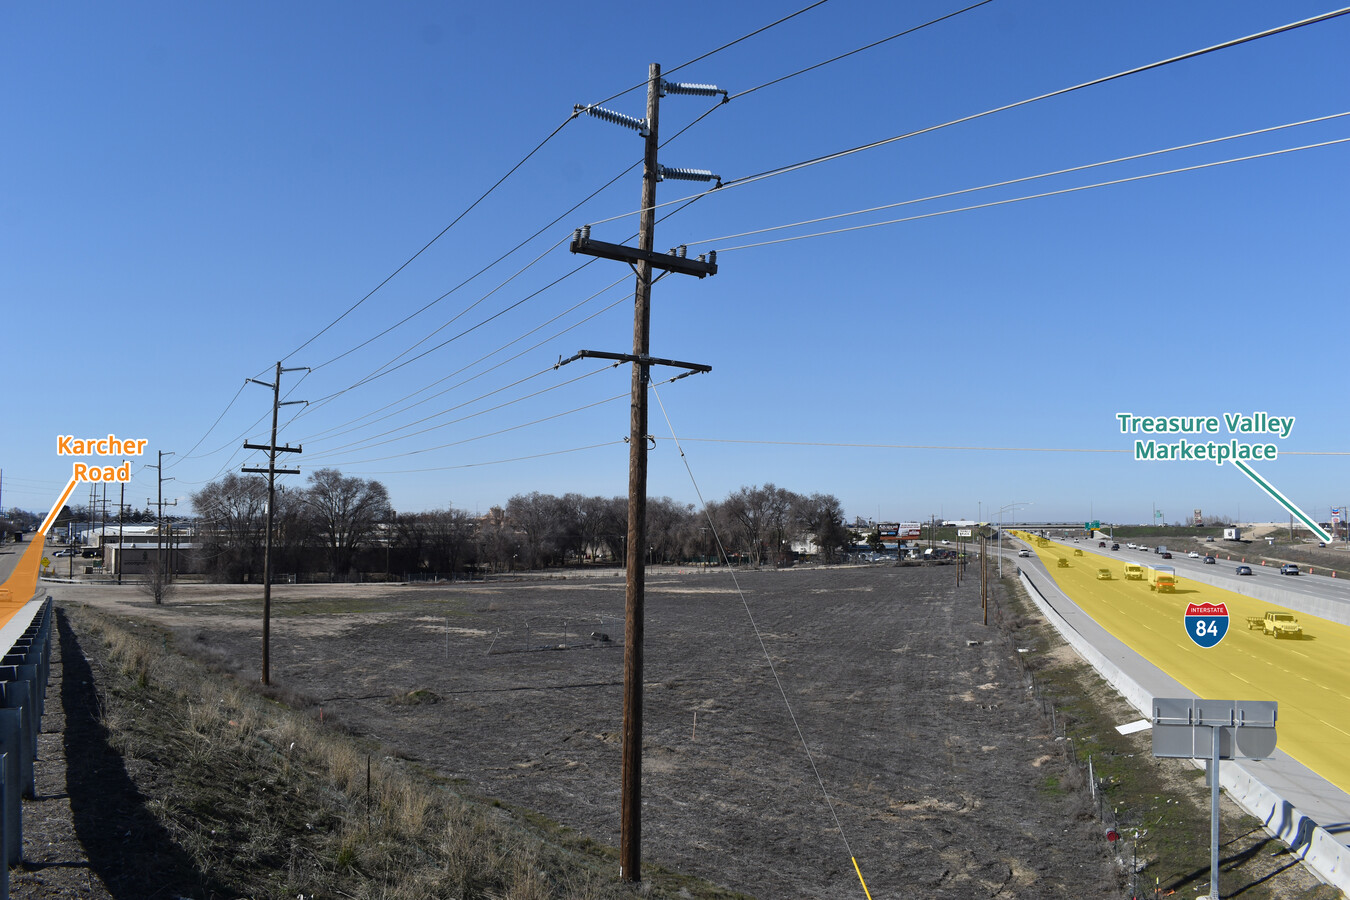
1232, 459, 1331, 542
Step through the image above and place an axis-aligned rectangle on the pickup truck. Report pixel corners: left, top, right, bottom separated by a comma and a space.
1123, 563, 1144, 580
1148, 566, 1177, 592
1246, 611, 1303, 639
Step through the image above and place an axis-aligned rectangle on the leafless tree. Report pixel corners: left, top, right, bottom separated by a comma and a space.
191, 473, 269, 582
303, 469, 393, 580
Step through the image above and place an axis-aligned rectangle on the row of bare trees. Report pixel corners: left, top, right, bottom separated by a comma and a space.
191, 471, 852, 583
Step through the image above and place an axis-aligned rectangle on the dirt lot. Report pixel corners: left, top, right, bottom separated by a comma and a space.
50, 565, 1126, 898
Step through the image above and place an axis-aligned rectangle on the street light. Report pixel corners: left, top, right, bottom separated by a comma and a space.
997, 502, 1032, 578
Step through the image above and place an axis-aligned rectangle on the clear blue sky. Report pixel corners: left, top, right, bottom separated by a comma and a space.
4, 1, 1348, 528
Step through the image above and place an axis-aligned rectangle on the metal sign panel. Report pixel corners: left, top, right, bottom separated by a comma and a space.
1150, 698, 1277, 760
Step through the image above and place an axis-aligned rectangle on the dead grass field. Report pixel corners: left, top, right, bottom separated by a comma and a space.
54, 565, 1126, 898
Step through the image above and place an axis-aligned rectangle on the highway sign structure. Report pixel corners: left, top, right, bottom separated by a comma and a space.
1153, 698, 1278, 900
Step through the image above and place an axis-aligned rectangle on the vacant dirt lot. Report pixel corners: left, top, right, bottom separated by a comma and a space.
58, 566, 1120, 898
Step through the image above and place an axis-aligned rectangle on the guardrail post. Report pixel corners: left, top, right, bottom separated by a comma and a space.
0, 750, 7, 900
0, 710, 21, 865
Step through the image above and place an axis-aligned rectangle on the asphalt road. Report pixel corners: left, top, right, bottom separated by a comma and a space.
1011, 532, 1350, 857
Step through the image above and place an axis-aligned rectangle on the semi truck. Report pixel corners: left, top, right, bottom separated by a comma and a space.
1148, 566, 1177, 592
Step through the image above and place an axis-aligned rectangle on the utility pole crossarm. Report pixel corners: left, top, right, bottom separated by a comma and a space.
570, 230, 717, 278
555, 349, 711, 374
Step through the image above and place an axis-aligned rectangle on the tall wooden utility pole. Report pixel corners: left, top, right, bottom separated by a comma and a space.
618, 61, 661, 883
244, 362, 306, 685
567, 63, 724, 884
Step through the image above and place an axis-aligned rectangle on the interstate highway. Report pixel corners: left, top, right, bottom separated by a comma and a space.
1011, 531, 1350, 803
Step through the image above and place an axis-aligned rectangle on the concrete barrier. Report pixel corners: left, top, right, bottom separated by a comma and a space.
1017, 568, 1350, 894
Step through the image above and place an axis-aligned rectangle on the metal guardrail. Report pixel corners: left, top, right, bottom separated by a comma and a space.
0, 595, 53, 900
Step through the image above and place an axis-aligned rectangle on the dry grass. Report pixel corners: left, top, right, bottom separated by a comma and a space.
67, 602, 753, 899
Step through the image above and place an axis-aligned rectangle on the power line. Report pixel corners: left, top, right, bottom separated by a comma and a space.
305, 363, 618, 460
280, 115, 578, 364
682, 112, 1350, 247
586, 6, 1350, 227
296, 277, 634, 446
727, 0, 997, 101
585, 0, 835, 110
310, 368, 699, 469
353, 440, 627, 475
311, 390, 630, 467
713, 137, 1350, 251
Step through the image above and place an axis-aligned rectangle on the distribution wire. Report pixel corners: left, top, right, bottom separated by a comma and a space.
711, 137, 1350, 251
351, 440, 628, 475
648, 382, 872, 900
296, 276, 634, 446
583, 0, 835, 110
311, 367, 698, 469
311, 390, 630, 468
584, 6, 1350, 228
684, 111, 1350, 247
280, 115, 578, 365
728, 0, 997, 102
291, 157, 710, 443
294, 251, 595, 423
304, 363, 618, 461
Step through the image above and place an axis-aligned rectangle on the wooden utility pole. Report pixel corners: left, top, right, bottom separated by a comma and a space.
617, 61, 662, 884
567, 64, 723, 885
244, 361, 306, 685
147, 449, 176, 603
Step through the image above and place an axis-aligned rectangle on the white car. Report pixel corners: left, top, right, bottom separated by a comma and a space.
1187, 551, 1201, 558
1018, 549, 1031, 557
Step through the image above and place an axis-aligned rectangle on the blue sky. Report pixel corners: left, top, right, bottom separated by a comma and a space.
4, 0, 1348, 527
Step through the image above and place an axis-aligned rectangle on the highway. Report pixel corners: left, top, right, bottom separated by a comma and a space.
1018, 532, 1350, 794
1005, 531, 1350, 889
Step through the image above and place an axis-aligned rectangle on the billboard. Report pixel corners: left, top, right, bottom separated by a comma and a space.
878, 523, 922, 540
1193, 508, 1203, 526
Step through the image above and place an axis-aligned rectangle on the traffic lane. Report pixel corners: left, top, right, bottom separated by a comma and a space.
1027, 541, 1350, 795
1053, 540, 1350, 612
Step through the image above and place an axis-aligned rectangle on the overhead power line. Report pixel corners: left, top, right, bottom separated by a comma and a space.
712, 137, 1350, 251
586, 6, 1350, 227
280, 115, 578, 365
295, 277, 634, 446
678, 113, 1350, 248
354, 440, 627, 475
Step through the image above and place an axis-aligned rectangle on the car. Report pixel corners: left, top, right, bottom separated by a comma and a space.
1160, 552, 1172, 559
1096, 568, 1112, 580
1187, 551, 1200, 559
53, 548, 76, 557
1236, 565, 1253, 575
1073, 548, 1083, 556
1280, 564, 1300, 576
1319, 542, 1327, 547
1057, 558, 1069, 568
1126, 543, 1136, 549
1098, 541, 1107, 548
1203, 556, 1215, 564
1017, 549, 1031, 557
1110, 543, 1120, 551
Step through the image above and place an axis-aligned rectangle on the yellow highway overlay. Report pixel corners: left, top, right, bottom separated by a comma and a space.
1013, 532, 1350, 795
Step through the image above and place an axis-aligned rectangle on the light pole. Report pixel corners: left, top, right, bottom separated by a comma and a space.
997, 502, 1032, 578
